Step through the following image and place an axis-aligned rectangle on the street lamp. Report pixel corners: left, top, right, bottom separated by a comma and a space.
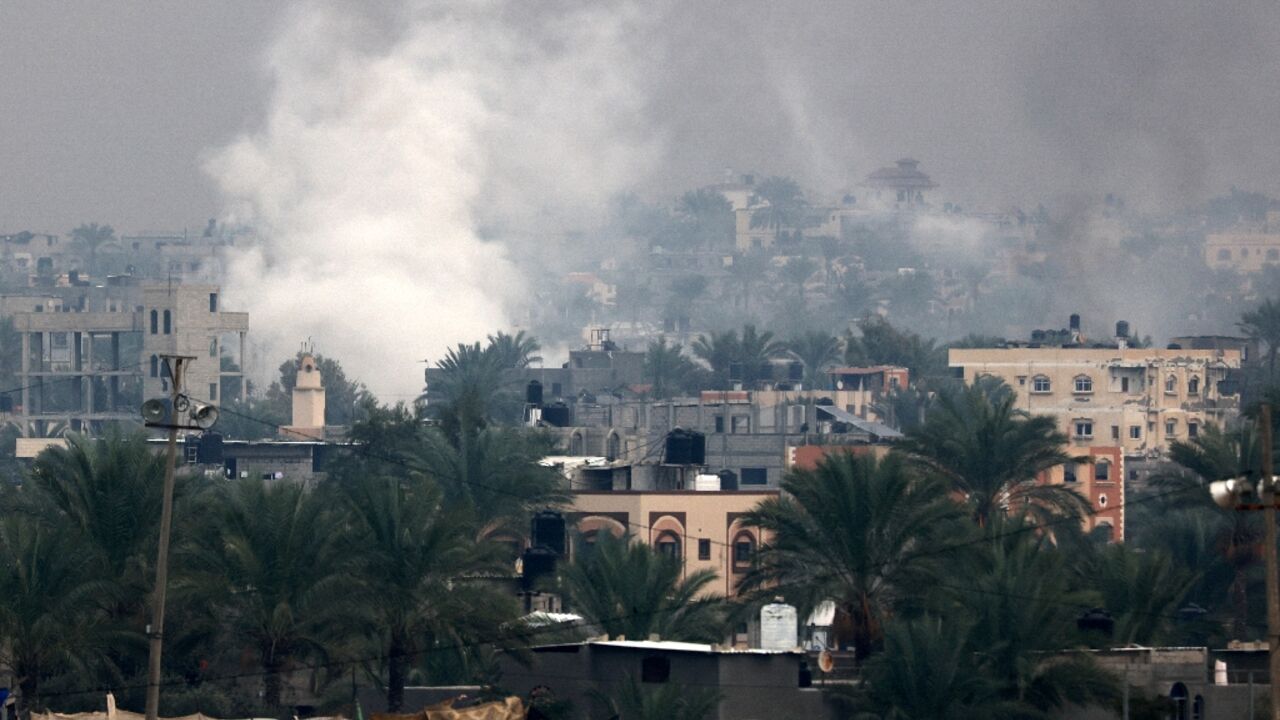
140, 356, 217, 720
1207, 403, 1278, 720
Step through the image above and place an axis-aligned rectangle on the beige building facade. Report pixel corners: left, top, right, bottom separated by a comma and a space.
570, 489, 776, 598
948, 346, 1243, 540
1205, 211, 1280, 273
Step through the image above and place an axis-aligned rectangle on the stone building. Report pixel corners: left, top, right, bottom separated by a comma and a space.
8, 283, 247, 437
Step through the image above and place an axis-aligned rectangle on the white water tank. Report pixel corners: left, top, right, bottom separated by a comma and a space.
693, 473, 721, 491
760, 602, 798, 650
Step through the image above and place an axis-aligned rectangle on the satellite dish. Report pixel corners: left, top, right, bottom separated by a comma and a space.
141, 398, 168, 424
818, 650, 835, 674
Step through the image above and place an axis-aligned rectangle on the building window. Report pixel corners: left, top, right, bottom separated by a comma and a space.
1098, 494, 1108, 507
1188, 422, 1199, 438
1095, 461, 1110, 482
641, 656, 670, 684
1064, 465, 1077, 483
162, 310, 171, 334
209, 383, 217, 401
732, 532, 756, 571
1165, 420, 1176, 436
1075, 420, 1093, 438
714, 416, 725, 433
1165, 375, 1177, 394
1074, 375, 1093, 393
656, 531, 681, 561
1130, 425, 1141, 439
1188, 376, 1200, 394
150, 309, 158, 334
1119, 376, 1130, 393
1111, 425, 1120, 440
209, 293, 218, 312
150, 354, 159, 378
1217, 248, 1231, 260
731, 415, 750, 434
698, 538, 711, 560
741, 467, 768, 485
1032, 375, 1051, 393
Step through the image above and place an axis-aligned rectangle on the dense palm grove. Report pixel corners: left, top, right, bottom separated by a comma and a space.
3, 306, 1280, 720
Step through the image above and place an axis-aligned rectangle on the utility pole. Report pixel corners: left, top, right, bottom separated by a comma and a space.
1263, 403, 1279, 720
1209, 403, 1279, 720
144, 356, 189, 720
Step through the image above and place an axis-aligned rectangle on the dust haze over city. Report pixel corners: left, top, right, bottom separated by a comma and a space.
4, 1, 1280, 719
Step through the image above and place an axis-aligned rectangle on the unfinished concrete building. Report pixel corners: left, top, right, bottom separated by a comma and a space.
10, 283, 247, 437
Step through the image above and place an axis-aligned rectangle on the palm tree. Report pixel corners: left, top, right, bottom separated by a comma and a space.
485, 330, 542, 369
590, 675, 721, 720
849, 617, 1022, 720
675, 187, 734, 248
1239, 298, 1280, 382
739, 452, 963, 661
961, 527, 1119, 714
1140, 425, 1263, 638
749, 176, 807, 243
561, 532, 725, 643
644, 337, 694, 399
786, 331, 841, 388
901, 380, 1092, 527
25, 432, 174, 616
339, 473, 518, 711
691, 329, 739, 388
1083, 544, 1197, 646
408, 425, 568, 541
738, 324, 785, 387
428, 341, 512, 442
725, 252, 769, 311
69, 222, 116, 274
0, 515, 116, 712
779, 256, 819, 303
180, 478, 349, 708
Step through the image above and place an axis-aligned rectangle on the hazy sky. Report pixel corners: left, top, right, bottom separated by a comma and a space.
2, 0, 1277, 232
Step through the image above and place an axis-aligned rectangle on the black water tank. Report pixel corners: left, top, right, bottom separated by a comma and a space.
788, 361, 804, 381
197, 432, 224, 464
532, 511, 566, 556
526, 380, 543, 406
1115, 320, 1130, 339
521, 547, 557, 591
665, 428, 706, 465
718, 469, 739, 491
1167, 343, 1182, 350
1031, 329, 1046, 342
541, 402, 570, 427
1069, 313, 1081, 331
728, 362, 745, 382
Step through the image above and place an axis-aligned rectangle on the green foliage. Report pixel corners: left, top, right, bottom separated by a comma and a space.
844, 317, 947, 382
901, 379, 1092, 527
1239, 298, 1280, 382
691, 323, 785, 389
561, 532, 726, 643
590, 675, 720, 720
785, 330, 841, 387
740, 452, 963, 660
264, 352, 373, 428
643, 336, 699, 399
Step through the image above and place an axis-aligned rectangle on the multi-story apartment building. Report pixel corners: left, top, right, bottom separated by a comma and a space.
8, 283, 247, 437
949, 334, 1243, 540
1205, 211, 1280, 273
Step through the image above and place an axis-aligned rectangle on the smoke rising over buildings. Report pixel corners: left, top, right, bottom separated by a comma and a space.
205, 1, 659, 399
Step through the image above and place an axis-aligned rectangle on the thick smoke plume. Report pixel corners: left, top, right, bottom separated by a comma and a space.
206, 1, 658, 400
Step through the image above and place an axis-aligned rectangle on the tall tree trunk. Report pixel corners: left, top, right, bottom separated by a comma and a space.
387, 633, 408, 712
263, 653, 285, 710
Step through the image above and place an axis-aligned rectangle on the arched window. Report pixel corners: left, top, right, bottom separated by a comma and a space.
732, 531, 756, 572
606, 433, 621, 462
1188, 376, 1200, 394
149, 354, 158, 378
1192, 694, 1204, 720
1165, 374, 1177, 393
149, 309, 158, 334
1217, 248, 1230, 260
1094, 460, 1110, 482
1032, 375, 1051, 393
162, 310, 171, 334
1170, 682, 1189, 720
1073, 375, 1093, 393
570, 432, 584, 456
655, 531, 681, 562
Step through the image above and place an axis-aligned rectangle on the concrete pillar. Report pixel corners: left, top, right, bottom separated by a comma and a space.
20, 331, 29, 437
239, 331, 247, 402
85, 333, 95, 420
109, 332, 120, 412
